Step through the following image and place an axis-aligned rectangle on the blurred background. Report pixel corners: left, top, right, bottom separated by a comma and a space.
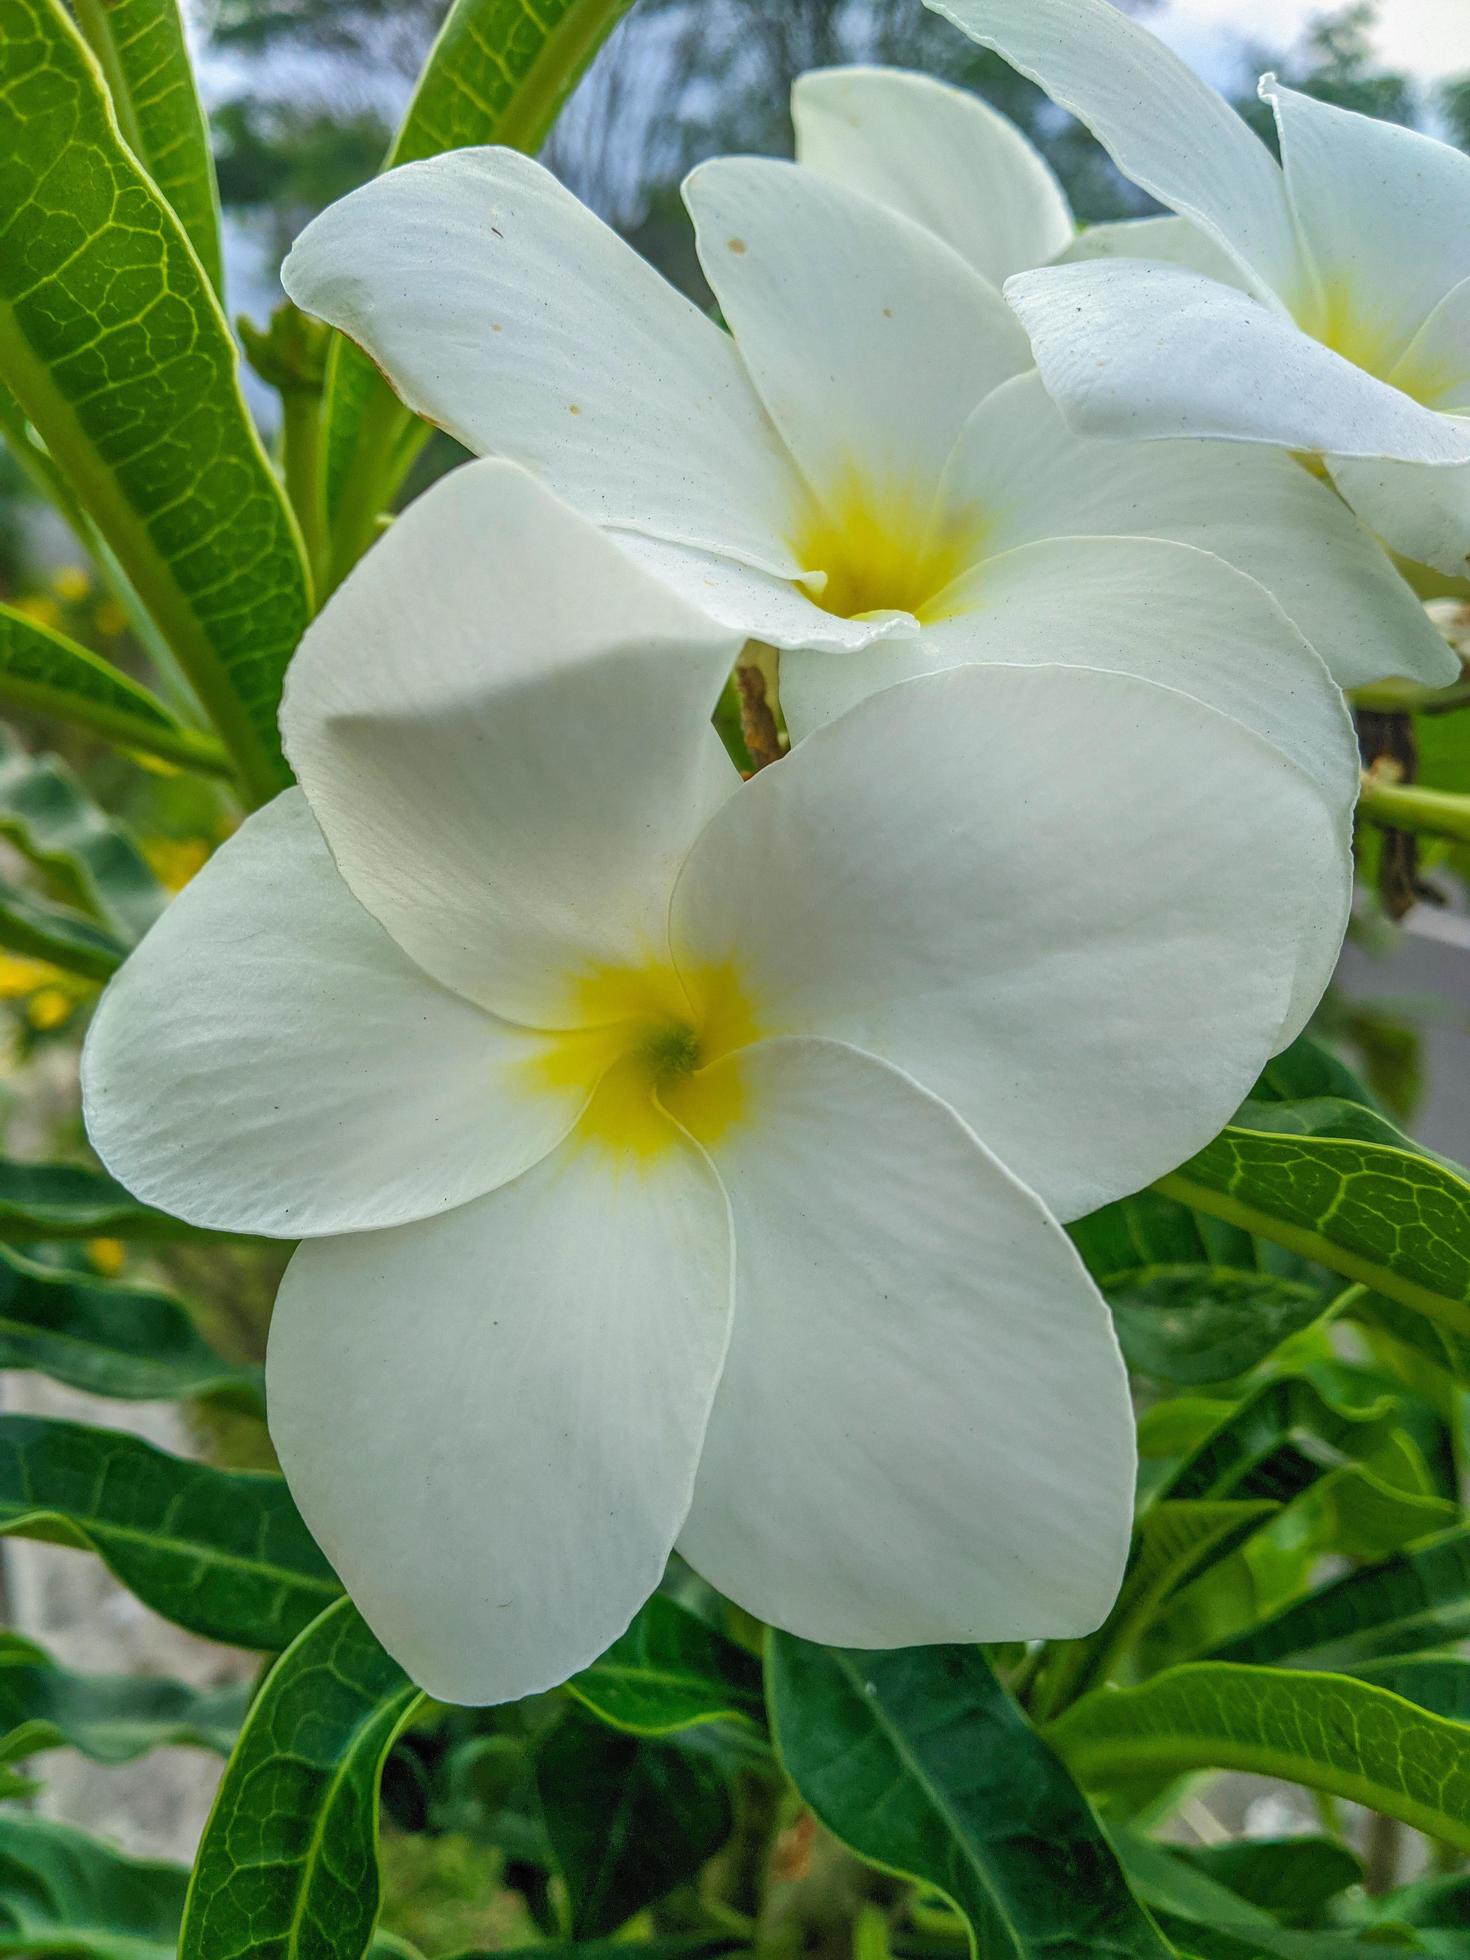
2, 0, 1468, 1941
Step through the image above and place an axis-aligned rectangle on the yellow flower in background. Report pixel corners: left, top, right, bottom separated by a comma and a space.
86, 1237, 125, 1277
14, 594, 62, 631
49, 564, 90, 603
92, 599, 127, 637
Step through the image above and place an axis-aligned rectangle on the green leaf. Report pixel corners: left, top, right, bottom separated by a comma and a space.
0, 1630, 248, 1765
0, 1414, 340, 1647
0, 1244, 262, 1406
1172, 1837, 1363, 1928
1157, 1105, 1470, 1339
1207, 1526, 1470, 1670
1107, 1268, 1333, 1386
68, 0, 222, 293
535, 1712, 734, 1940
0, 0, 309, 799
320, 0, 636, 585
1032, 1501, 1278, 1719
1251, 1034, 1381, 1109
181, 1597, 422, 1960
1351, 1655, 1470, 1722
0, 1157, 198, 1241
1117, 1829, 1370, 1958
1157, 1375, 1412, 1509
565, 1594, 764, 1737
0, 728, 164, 940
0, 1812, 187, 1960
766, 1637, 1172, 1960
1048, 1661, 1470, 1849
0, 602, 228, 773
0, 879, 125, 979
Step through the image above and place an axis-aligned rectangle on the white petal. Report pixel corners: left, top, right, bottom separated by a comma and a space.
672, 664, 1348, 1222
786, 536, 1358, 824
677, 1037, 1133, 1644
683, 155, 1032, 504
791, 65, 1073, 285
283, 148, 805, 572
941, 372, 1457, 689
1392, 278, 1470, 414
924, 0, 1300, 297
1005, 259, 1470, 467
267, 1126, 733, 1705
282, 462, 742, 1024
1265, 80, 1470, 378
1056, 214, 1251, 290
1331, 451, 1470, 582
83, 792, 576, 1238
610, 531, 911, 655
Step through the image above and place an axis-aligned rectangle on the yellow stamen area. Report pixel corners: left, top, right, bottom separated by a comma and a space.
1305, 280, 1456, 407
790, 472, 984, 624
523, 955, 761, 1165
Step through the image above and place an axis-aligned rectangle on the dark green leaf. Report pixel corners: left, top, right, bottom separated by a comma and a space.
1173, 1837, 1363, 1928
1208, 1526, 1470, 1669
1032, 1501, 1277, 1719
0, 728, 164, 940
0, 1630, 248, 1765
1107, 1268, 1333, 1386
1158, 1107, 1470, 1338
1048, 1662, 1470, 1848
0, 1812, 187, 1960
0, 879, 125, 980
1351, 1655, 1470, 1722
181, 1597, 421, 1960
0, 1157, 198, 1241
565, 1594, 764, 1737
1117, 1829, 1373, 1958
1157, 1375, 1413, 1509
0, 0, 309, 798
0, 603, 228, 772
320, 0, 636, 585
0, 1244, 262, 1405
767, 1637, 1171, 1960
69, 0, 222, 293
0, 1414, 340, 1647
536, 1711, 733, 1940
1251, 1034, 1380, 1109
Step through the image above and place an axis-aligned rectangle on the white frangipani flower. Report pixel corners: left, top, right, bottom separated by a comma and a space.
86, 462, 1346, 1704
280, 110, 1452, 742
928, 0, 1470, 580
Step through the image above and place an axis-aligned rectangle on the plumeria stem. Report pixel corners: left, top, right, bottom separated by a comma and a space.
737, 646, 784, 772
1358, 770, 1470, 848
1351, 675, 1470, 715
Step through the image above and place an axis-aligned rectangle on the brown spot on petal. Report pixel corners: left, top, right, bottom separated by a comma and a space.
727, 236, 747, 254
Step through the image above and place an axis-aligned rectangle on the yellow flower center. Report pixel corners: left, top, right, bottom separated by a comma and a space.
1304, 280, 1453, 407
790, 472, 984, 623
525, 956, 761, 1164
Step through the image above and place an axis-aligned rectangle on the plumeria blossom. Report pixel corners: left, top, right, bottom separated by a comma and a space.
85, 462, 1348, 1704
928, 0, 1470, 580
280, 97, 1453, 752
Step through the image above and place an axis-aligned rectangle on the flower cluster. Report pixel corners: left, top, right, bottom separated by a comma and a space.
83, 15, 1467, 1704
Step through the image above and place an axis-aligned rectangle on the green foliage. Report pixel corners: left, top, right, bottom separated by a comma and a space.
1158, 1098, 1470, 1337
0, 880, 126, 979
1048, 1662, 1470, 1849
767, 1638, 1171, 1958
1209, 1525, 1470, 1669
0, 1812, 188, 1960
0, 603, 228, 773
181, 1597, 422, 1960
0, 1414, 340, 1646
536, 1714, 734, 1939
0, 0, 308, 798
0, 1157, 196, 1240
0, 1630, 248, 1766
0, 1244, 262, 1405
564, 1593, 764, 1737
68, 0, 223, 293
0, 727, 164, 941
